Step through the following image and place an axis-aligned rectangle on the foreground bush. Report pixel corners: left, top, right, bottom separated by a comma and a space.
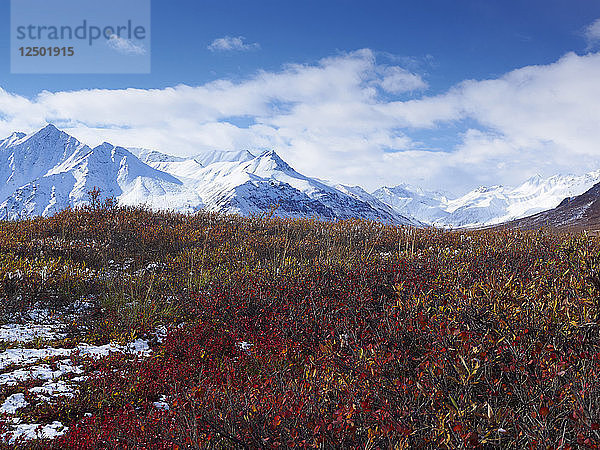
1, 205, 599, 448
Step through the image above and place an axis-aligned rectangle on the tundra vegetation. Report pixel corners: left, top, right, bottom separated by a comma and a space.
0, 200, 599, 448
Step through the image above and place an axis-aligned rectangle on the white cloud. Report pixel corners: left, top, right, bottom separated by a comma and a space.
106, 34, 146, 55
377, 66, 428, 93
0, 49, 599, 194
584, 18, 600, 46
208, 36, 260, 52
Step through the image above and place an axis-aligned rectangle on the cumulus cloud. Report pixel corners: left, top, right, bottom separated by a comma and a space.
0, 49, 599, 194
106, 34, 146, 55
208, 36, 260, 52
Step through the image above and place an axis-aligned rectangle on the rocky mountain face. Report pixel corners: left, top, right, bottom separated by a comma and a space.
502, 182, 600, 231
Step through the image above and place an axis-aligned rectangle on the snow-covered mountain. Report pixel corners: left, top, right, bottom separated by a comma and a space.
5, 124, 599, 228
134, 147, 418, 224
373, 172, 600, 228
372, 184, 451, 225
505, 182, 600, 231
0, 125, 416, 225
0, 125, 200, 220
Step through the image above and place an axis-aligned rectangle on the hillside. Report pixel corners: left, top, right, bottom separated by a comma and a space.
503, 182, 600, 231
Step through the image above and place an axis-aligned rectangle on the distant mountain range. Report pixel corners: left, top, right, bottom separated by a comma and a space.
0, 125, 417, 225
1, 124, 599, 229
373, 171, 600, 228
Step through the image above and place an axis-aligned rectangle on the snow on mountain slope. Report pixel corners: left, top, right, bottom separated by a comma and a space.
138, 148, 417, 224
193, 149, 256, 166
0, 126, 87, 202
374, 171, 600, 228
320, 183, 421, 226
0, 126, 201, 220
500, 182, 600, 231
132, 148, 207, 183
8, 125, 595, 228
372, 184, 451, 225
129, 148, 187, 164
0, 126, 415, 225
136, 145, 600, 228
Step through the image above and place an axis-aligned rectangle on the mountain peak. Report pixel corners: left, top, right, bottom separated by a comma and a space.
524, 173, 543, 184
27, 124, 73, 144
473, 185, 502, 193
256, 149, 293, 171
38, 123, 62, 136
0, 132, 27, 149
133, 148, 187, 164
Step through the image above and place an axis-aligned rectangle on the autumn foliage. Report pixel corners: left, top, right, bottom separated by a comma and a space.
1, 203, 600, 448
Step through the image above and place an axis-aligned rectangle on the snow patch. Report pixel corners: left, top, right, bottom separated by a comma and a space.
6, 421, 67, 444
0, 393, 28, 414
0, 324, 65, 343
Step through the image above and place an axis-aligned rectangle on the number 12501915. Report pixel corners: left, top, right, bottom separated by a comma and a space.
19, 47, 75, 56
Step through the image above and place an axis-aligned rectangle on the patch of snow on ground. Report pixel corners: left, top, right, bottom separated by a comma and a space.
0, 312, 151, 444
0, 323, 65, 342
0, 361, 82, 386
0, 339, 151, 371
237, 341, 253, 353
30, 379, 79, 400
6, 421, 68, 444
0, 347, 72, 370
153, 395, 169, 410
154, 325, 168, 343
0, 393, 28, 414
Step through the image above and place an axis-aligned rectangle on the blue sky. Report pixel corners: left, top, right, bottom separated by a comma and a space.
2, 0, 599, 95
1, 0, 600, 194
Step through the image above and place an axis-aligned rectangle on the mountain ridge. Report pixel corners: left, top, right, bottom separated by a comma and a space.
0, 125, 417, 226
373, 170, 600, 228
2, 124, 599, 229
501, 182, 600, 231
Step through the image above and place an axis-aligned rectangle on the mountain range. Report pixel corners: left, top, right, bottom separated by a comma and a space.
1, 124, 598, 229
0, 125, 416, 225
373, 171, 600, 228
